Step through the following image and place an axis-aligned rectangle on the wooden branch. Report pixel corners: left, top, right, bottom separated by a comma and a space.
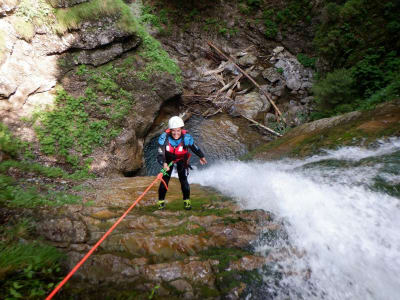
208, 41, 286, 124
218, 73, 243, 93
241, 114, 282, 137
235, 88, 249, 95
203, 67, 224, 76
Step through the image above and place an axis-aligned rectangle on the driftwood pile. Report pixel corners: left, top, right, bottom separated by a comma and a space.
183, 42, 284, 137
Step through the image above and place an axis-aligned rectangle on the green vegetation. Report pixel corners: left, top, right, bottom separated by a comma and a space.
136, 5, 182, 82
311, 0, 400, 117
0, 173, 81, 208
259, 0, 313, 38
12, 0, 54, 41
0, 220, 65, 299
54, 0, 137, 34
158, 221, 206, 237
297, 53, 316, 69
201, 17, 238, 37
34, 61, 135, 170
140, 5, 170, 34
199, 247, 252, 272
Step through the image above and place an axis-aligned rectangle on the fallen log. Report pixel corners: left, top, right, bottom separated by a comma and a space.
208, 41, 286, 124
241, 114, 283, 137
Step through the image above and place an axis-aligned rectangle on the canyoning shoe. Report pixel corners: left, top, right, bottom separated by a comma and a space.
158, 200, 165, 210
183, 199, 191, 210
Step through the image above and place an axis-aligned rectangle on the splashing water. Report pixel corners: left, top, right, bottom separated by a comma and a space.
190, 138, 400, 300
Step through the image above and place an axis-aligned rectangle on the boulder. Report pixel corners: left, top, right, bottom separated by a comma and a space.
37, 218, 88, 243
237, 54, 257, 67
232, 92, 271, 119
271, 47, 313, 92
262, 67, 282, 83
0, 0, 18, 16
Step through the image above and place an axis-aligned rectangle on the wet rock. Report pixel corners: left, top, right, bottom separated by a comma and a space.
262, 67, 282, 83
66, 252, 140, 283
208, 222, 257, 248
37, 218, 88, 243
229, 255, 268, 271
145, 260, 217, 286
237, 54, 257, 67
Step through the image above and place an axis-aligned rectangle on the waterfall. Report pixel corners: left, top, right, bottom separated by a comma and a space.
190, 138, 400, 300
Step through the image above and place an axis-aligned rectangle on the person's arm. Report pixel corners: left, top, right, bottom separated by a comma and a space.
157, 133, 167, 166
185, 134, 207, 164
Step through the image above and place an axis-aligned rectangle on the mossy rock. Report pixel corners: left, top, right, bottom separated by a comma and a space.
245, 99, 400, 160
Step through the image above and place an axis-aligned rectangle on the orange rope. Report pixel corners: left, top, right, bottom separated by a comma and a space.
45, 173, 167, 300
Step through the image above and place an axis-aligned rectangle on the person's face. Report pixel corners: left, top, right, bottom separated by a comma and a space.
171, 128, 182, 139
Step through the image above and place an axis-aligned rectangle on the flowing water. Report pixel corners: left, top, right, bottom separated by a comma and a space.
189, 138, 400, 300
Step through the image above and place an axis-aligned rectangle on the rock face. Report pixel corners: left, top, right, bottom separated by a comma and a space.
232, 92, 271, 119
250, 99, 400, 160
32, 177, 276, 299
270, 46, 313, 92
0, 3, 182, 176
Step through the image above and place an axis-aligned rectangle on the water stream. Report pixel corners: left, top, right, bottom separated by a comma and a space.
189, 138, 400, 300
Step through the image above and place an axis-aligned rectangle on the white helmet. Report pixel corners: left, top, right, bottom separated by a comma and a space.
168, 116, 184, 129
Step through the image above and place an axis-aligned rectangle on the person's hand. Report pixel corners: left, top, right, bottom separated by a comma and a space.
199, 157, 207, 165
163, 163, 170, 171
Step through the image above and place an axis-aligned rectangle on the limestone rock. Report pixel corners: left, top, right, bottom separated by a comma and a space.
232, 92, 271, 119
70, 18, 135, 50
229, 255, 269, 271
237, 54, 257, 67
145, 260, 217, 286
0, 0, 18, 16
71, 37, 141, 66
262, 67, 282, 83
270, 48, 313, 92
37, 218, 88, 243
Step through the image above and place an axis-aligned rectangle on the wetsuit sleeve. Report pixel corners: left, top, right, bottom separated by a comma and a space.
157, 133, 167, 165
189, 143, 205, 158
184, 134, 205, 158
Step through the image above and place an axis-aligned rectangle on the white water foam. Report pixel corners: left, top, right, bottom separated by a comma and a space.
190, 140, 400, 300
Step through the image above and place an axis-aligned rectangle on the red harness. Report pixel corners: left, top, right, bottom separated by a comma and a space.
164, 129, 191, 164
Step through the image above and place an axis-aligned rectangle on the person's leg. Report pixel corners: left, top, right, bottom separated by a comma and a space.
158, 165, 173, 209
177, 162, 190, 199
177, 162, 191, 210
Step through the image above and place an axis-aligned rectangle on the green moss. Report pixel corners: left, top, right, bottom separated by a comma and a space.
11, 16, 35, 42
157, 221, 206, 237
199, 247, 253, 272
136, 24, 181, 83
54, 0, 137, 34
197, 285, 220, 298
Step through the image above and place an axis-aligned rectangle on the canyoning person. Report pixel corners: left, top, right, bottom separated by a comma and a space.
157, 116, 207, 210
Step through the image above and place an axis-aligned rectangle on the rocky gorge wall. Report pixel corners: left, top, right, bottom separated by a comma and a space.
0, 0, 182, 176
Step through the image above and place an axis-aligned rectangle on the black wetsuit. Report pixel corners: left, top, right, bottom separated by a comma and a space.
157, 132, 205, 201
